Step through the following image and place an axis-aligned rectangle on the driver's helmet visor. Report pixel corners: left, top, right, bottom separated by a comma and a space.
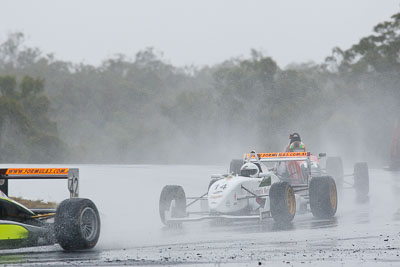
293, 148, 305, 152
241, 168, 258, 177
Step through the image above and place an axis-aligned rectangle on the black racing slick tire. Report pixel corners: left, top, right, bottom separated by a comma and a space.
269, 182, 296, 224
229, 159, 244, 175
159, 185, 186, 226
326, 157, 344, 188
55, 198, 101, 251
309, 176, 337, 219
354, 162, 369, 197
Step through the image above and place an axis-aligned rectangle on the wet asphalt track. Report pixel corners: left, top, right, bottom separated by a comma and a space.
0, 165, 400, 266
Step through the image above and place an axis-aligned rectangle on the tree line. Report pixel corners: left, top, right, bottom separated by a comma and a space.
0, 13, 399, 164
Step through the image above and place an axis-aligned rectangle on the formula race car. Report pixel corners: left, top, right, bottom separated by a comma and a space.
0, 168, 100, 250
231, 154, 370, 201
159, 151, 338, 226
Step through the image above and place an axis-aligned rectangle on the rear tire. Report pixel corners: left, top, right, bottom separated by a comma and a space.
309, 176, 337, 219
326, 157, 344, 188
229, 159, 244, 175
55, 198, 101, 250
354, 162, 369, 198
159, 185, 186, 226
269, 182, 296, 224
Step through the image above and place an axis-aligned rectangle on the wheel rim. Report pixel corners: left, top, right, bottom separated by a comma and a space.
287, 187, 296, 215
330, 181, 337, 210
80, 207, 99, 242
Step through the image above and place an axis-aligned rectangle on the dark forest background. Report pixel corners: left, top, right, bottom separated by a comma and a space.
0, 13, 399, 166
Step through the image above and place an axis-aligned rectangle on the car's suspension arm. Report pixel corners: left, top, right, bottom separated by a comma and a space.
186, 192, 208, 208
241, 185, 266, 206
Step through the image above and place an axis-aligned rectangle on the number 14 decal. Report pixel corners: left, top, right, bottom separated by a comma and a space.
214, 183, 227, 190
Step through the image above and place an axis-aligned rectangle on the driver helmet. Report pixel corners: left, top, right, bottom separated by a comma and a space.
240, 163, 260, 178
289, 133, 301, 144
289, 141, 306, 152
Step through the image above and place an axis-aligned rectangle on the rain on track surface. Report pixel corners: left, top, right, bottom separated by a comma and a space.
0, 165, 400, 266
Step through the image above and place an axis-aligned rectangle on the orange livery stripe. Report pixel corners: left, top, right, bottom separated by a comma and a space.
245, 152, 309, 159
5, 168, 69, 176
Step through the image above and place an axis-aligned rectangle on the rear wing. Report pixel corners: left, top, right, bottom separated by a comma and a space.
244, 151, 311, 163
244, 151, 312, 182
0, 168, 79, 198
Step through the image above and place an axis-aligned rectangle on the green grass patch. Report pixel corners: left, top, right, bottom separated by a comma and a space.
9, 196, 57, 209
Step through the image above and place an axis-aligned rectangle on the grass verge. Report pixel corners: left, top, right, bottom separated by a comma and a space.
9, 196, 57, 209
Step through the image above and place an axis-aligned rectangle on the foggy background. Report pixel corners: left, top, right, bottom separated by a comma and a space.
0, 1, 399, 166
1, 0, 397, 67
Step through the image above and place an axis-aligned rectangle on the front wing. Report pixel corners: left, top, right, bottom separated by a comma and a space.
0, 220, 50, 248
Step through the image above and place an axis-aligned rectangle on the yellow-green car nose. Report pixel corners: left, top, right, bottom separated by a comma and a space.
0, 225, 28, 240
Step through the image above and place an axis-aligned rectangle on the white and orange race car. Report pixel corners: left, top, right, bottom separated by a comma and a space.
230, 150, 370, 200
159, 151, 338, 226
0, 168, 100, 250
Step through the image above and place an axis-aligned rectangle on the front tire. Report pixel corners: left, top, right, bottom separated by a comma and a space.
309, 176, 337, 219
269, 182, 296, 224
159, 185, 186, 226
55, 198, 101, 250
